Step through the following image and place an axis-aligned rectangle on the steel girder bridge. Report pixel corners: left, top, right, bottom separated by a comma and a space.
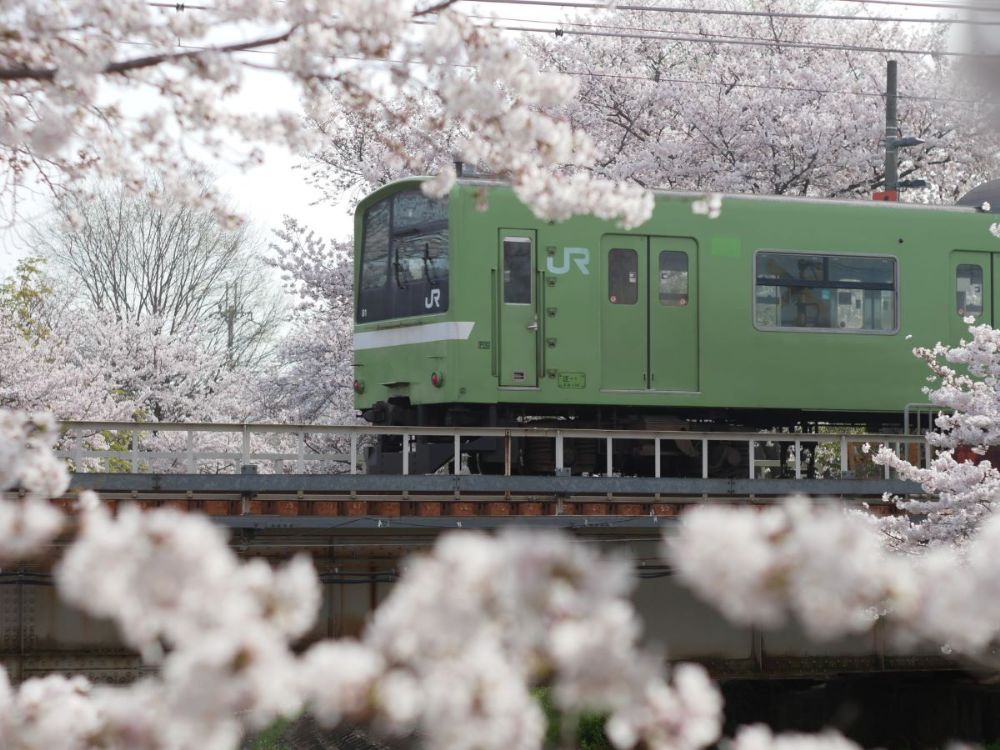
1, 420, 953, 684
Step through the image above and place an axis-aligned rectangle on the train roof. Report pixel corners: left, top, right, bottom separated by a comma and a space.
452, 176, 985, 215
356, 176, 995, 217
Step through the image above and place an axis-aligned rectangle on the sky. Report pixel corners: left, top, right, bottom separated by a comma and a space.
0, 0, 960, 276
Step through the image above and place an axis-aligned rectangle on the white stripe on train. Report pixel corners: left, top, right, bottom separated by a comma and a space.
354, 321, 475, 350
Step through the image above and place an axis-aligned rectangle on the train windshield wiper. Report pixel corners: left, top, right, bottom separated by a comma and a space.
422, 242, 438, 285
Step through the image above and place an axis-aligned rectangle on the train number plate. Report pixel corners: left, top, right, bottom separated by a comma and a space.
557, 372, 586, 389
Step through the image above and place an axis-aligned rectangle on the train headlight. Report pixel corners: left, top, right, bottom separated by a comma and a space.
431, 371, 444, 388
353, 379, 365, 394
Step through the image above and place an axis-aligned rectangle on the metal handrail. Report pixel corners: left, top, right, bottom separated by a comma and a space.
57, 420, 929, 480
59, 419, 928, 443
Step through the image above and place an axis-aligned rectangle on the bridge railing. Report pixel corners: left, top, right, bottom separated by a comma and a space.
57, 420, 933, 480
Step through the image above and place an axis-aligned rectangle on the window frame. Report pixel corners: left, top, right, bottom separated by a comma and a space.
751, 249, 900, 335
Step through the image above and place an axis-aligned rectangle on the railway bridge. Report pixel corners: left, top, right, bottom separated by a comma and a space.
2, 420, 955, 685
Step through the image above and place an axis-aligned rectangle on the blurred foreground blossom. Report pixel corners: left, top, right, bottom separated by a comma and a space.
301, 531, 723, 750
671, 498, 1000, 655
732, 724, 862, 750
0, 411, 65, 560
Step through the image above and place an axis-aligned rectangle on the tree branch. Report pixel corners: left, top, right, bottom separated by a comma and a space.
0, 27, 297, 82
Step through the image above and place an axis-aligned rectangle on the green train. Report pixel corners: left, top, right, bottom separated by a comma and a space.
352, 176, 999, 473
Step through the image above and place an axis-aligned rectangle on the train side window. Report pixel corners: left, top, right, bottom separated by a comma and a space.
609, 248, 638, 304
957, 264, 984, 317
754, 251, 897, 333
658, 251, 688, 306
503, 237, 532, 304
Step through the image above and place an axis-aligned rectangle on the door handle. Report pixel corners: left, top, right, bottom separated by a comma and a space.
527, 317, 539, 331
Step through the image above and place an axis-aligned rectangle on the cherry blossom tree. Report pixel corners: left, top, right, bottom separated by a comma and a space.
0, 0, 651, 228
871, 321, 1000, 550
264, 218, 355, 425
528, 0, 999, 201
33, 178, 283, 368
313, 1, 1000, 203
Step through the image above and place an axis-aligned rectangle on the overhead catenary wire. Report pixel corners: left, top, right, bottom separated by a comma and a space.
114, 32, 986, 107
463, 11, 971, 57
471, 19, 991, 58
823, 0, 1000, 12
141, 0, 1000, 60
466, 0, 1000, 25
131, 3, 991, 104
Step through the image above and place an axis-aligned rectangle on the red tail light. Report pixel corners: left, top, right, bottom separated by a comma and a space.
353, 379, 364, 394
431, 371, 443, 388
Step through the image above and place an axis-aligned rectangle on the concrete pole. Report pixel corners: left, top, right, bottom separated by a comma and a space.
884, 59, 898, 200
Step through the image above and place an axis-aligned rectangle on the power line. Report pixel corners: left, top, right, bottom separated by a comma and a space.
466, 0, 1000, 25
144, 1, 994, 58
116, 32, 985, 107
824, 0, 1000, 12
481, 19, 991, 57
466, 12, 951, 52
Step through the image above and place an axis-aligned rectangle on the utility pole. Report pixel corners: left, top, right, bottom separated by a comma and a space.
874, 60, 926, 202
218, 281, 248, 370
883, 59, 899, 201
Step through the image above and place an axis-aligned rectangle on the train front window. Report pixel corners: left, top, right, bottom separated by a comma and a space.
357, 188, 449, 323
754, 251, 897, 333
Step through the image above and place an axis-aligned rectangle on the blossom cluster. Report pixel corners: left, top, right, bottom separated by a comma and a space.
0, 411, 65, 559
1, 0, 652, 227
671, 497, 1000, 655
872, 321, 1000, 548
301, 532, 722, 750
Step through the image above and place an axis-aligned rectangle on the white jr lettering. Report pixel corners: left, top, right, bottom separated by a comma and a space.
546, 247, 591, 275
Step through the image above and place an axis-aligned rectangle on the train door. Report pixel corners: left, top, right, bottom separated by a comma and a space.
950, 251, 993, 344
498, 230, 538, 387
648, 237, 699, 391
601, 235, 648, 390
600, 235, 700, 391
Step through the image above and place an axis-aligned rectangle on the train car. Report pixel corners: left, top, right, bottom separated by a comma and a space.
352, 176, 1000, 473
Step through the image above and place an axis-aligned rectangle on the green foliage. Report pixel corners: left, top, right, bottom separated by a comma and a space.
0, 257, 52, 340
534, 687, 613, 750
246, 717, 292, 750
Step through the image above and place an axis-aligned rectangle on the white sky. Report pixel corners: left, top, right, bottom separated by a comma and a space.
0, 1, 955, 276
